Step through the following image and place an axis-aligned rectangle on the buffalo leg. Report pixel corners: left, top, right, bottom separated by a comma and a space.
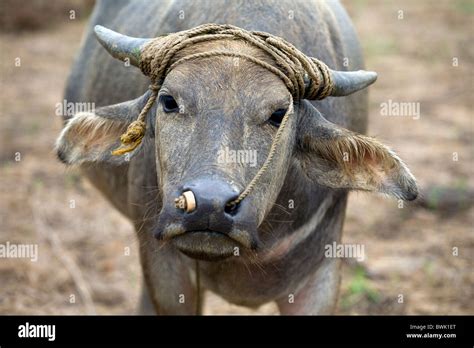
137, 235, 200, 315
276, 258, 341, 315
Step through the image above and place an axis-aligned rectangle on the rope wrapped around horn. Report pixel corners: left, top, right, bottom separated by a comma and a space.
94, 23, 377, 101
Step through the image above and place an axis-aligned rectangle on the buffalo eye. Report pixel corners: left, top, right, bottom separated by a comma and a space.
160, 95, 179, 113
268, 108, 287, 127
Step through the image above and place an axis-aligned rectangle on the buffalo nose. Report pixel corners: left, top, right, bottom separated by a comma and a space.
182, 178, 239, 215
176, 178, 240, 231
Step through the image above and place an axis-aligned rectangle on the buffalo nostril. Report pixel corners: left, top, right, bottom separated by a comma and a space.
224, 200, 240, 216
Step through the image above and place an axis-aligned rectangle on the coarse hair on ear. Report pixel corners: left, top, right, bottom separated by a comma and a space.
56, 112, 129, 165
56, 93, 153, 165
296, 101, 418, 201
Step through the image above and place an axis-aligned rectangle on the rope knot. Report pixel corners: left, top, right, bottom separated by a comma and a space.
111, 120, 146, 156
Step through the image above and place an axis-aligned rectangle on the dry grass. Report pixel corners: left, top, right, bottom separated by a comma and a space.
0, 0, 472, 314
0, 0, 94, 32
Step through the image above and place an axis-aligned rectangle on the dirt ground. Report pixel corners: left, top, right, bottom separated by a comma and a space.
0, 0, 472, 315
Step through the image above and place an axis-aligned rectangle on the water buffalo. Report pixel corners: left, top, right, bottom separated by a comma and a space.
56, 0, 417, 314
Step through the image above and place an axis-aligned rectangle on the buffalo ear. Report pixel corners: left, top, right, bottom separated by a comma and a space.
56, 93, 152, 165
296, 101, 418, 201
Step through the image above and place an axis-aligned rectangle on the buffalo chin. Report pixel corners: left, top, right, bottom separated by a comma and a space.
172, 231, 238, 261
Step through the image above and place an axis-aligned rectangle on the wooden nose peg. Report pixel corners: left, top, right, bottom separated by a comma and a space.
174, 191, 196, 213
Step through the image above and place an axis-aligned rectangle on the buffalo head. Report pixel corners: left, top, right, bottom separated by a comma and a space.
56, 26, 417, 261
